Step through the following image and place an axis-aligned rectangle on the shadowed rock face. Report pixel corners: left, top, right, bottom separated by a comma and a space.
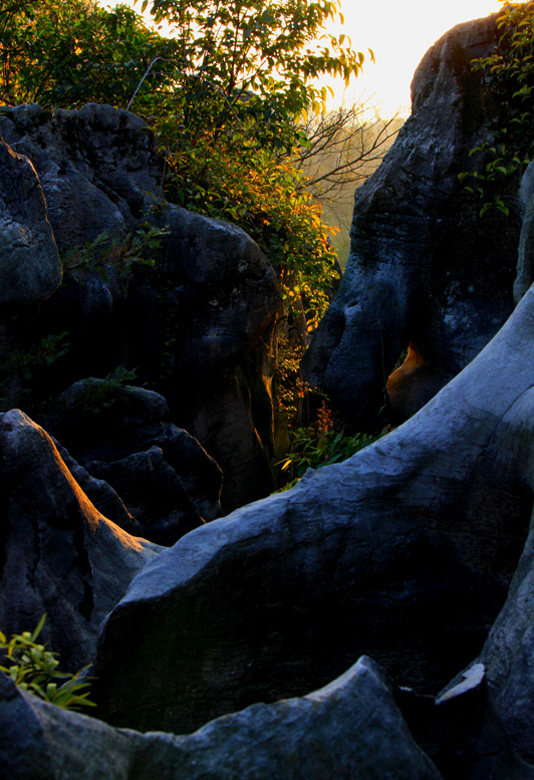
89, 284, 534, 735
0, 409, 159, 671
475, 501, 534, 763
0, 104, 281, 511
47, 380, 223, 545
303, 14, 521, 430
0, 659, 443, 780
0, 139, 61, 308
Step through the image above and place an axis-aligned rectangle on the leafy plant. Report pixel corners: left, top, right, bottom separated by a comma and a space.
461, 0, 534, 215
0, 0, 176, 111
277, 400, 387, 488
0, 330, 71, 413
62, 222, 170, 282
65, 367, 138, 415
4, 331, 70, 374
0, 615, 95, 710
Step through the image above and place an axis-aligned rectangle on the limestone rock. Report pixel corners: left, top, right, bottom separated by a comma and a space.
47, 380, 222, 542
147, 202, 281, 509
475, 508, 534, 762
0, 658, 442, 780
0, 409, 160, 671
90, 285, 534, 733
55, 441, 143, 538
0, 103, 281, 510
426, 664, 534, 779
86, 448, 203, 546
515, 161, 534, 304
303, 14, 519, 429
0, 139, 61, 307
0, 103, 163, 251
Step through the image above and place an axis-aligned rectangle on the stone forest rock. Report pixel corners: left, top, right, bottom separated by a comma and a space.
0, 103, 281, 511
427, 664, 534, 779
470, 504, 534, 763
0, 409, 160, 672
303, 14, 522, 430
47, 379, 222, 544
6, 13, 534, 780
55, 441, 144, 539
90, 284, 534, 736
0, 139, 61, 308
0, 659, 442, 780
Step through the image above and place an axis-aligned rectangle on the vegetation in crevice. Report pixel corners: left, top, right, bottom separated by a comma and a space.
0, 615, 95, 710
276, 399, 387, 490
461, 0, 534, 216
61, 222, 170, 283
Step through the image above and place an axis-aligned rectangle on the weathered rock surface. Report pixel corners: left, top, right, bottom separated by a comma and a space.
0, 409, 160, 671
0, 103, 162, 252
515, 160, 534, 304
47, 380, 221, 544
145, 201, 281, 509
55, 441, 144, 539
0, 658, 442, 780
424, 664, 534, 779
0, 139, 61, 308
0, 103, 281, 510
471, 506, 534, 763
90, 284, 534, 734
303, 14, 521, 429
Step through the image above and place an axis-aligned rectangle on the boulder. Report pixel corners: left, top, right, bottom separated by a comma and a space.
0, 138, 61, 308
303, 14, 520, 430
0, 409, 160, 671
90, 284, 534, 734
473, 507, 534, 762
0, 658, 442, 780
46, 380, 222, 542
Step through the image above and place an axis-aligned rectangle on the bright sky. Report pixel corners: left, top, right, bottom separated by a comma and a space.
101, 0, 502, 116
334, 0, 501, 115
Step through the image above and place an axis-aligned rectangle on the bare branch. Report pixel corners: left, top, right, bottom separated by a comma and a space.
293, 101, 403, 202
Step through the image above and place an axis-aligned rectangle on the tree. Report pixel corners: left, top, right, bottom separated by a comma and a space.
295, 103, 402, 202
0, 0, 175, 111
136, 0, 371, 153
461, 0, 534, 215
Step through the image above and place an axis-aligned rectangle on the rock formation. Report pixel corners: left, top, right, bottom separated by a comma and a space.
0, 659, 443, 780
6, 12, 534, 780
0, 139, 61, 307
303, 13, 522, 430
0, 103, 281, 512
47, 379, 223, 545
0, 409, 159, 671
87, 278, 534, 740
473, 497, 534, 763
